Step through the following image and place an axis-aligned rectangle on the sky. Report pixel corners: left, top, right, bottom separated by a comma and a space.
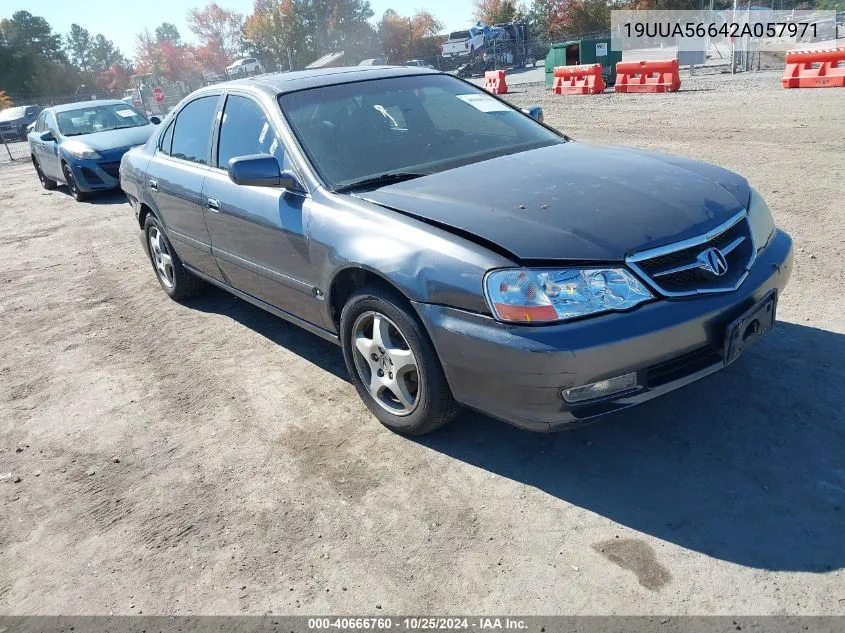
1, 0, 477, 60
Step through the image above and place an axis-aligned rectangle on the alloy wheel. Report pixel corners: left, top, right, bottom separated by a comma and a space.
351, 311, 420, 416
148, 226, 175, 288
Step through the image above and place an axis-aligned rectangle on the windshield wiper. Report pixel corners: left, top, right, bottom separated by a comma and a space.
333, 171, 427, 193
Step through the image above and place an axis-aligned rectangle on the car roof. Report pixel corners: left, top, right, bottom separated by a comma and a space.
200, 65, 437, 97
51, 99, 128, 113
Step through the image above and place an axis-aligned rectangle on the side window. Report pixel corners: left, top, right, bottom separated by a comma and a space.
45, 112, 57, 133
216, 95, 285, 170
170, 96, 219, 165
159, 120, 174, 155
35, 112, 46, 132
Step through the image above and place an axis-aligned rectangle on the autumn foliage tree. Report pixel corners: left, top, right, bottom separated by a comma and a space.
95, 63, 132, 93
473, 0, 518, 26
377, 9, 443, 61
187, 1, 245, 60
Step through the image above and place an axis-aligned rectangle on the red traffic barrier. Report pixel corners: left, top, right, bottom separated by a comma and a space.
615, 59, 681, 93
484, 70, 508, 95
782, 48, 845, 88
552, 64, 605, 95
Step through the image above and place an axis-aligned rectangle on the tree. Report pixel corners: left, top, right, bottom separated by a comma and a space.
194, 40, 230, 73
243, 0, 308, 70
378, 9, 443, 61
0, 11, 79, 97
90, 34, 127, 73
547, 0, 611, 37
135, 29, 198, 81
0, 91, 13, 109
474, 0, 517, 25
0, 11, 65, 60
187, 2, 245, 59
66, 23, 94, 72
155, 22, 182, 45
96, 63, 132, 94
298, 0, 377, 60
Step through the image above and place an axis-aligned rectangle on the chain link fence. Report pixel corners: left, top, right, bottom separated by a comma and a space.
0, 133, 31, 167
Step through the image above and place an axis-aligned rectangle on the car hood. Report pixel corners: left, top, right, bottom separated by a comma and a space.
61, 125, 156, 152
356, 143, 750, 262
0, 116, 25, 126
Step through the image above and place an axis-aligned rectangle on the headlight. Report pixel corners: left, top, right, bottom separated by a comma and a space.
484, 268, 653, 323
747, 187, 775, 251
62, 140, 102, 160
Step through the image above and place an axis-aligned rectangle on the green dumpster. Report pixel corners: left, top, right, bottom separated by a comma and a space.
544, 38, 621, 89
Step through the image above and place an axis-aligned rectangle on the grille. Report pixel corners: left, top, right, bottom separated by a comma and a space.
99, 162, 121, 178
646, 345, 723, 388
627, 211, 755, 297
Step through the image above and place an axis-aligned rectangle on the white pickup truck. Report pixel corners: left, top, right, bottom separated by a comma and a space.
441, 28, 485, 57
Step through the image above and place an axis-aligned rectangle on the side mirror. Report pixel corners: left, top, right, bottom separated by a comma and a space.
228, 154, 303, 191
149, 116, 162, 125
39, 131, 55, 142
521, 106, 544, 122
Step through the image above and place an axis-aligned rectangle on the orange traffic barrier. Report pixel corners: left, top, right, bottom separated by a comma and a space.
484, 70, 508, 95
782, 48, 845, 88
615, 59, 681, 93
552, 64, 605, 95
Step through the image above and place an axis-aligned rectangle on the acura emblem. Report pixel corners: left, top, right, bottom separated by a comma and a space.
697, 247, 729, 277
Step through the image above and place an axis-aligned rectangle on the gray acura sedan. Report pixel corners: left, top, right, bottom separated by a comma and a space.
120, 66, 793, 435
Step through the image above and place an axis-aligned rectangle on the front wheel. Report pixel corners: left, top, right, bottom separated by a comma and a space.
62, 163, 87, 201
340, 285, 460, 435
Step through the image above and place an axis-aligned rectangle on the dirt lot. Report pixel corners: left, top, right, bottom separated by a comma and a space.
1, 71, 844, 615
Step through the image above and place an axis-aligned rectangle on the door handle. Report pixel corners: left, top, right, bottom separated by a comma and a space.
207, 198, 220, 212
149, 178, 158, 191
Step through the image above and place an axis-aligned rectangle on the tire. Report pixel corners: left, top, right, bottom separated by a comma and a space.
143, 214, 204, 301
33, 157, 57, 190
340, 285, 461, 436
62, 163, 87, 202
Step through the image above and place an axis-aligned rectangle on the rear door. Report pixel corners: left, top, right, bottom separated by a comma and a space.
201, 92, 321, 325
146, 94, 224, 281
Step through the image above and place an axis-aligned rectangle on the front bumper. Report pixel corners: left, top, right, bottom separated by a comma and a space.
64, 149, 129, 192
415, 229, 794, 432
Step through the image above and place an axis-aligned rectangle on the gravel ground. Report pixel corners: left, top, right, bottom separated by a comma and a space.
1, 71, 844, 616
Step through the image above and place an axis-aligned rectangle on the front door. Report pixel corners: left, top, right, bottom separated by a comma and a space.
39, 111, 62, 180
202, 93, 321, 325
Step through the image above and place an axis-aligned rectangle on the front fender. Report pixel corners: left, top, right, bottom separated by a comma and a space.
307, 189, 515, 329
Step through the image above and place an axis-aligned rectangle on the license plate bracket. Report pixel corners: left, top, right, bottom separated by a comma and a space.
724, 290, 777, 366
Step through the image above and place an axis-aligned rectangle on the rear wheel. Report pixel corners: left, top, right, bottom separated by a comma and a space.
144, 215, 204, 301
62, 163, 87, 201
340, 285, 460, 435
32, 157, 56, 190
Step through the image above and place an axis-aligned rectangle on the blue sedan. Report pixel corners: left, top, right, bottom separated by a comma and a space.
28, 99, 159, 201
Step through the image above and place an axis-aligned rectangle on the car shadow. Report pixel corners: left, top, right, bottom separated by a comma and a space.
85, 189, 127, 205
184, 286, 348, 381
416, 320, 845, 573
180, 288, 845, 573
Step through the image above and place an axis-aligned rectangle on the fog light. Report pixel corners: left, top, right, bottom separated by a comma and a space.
562, 372, 638, 404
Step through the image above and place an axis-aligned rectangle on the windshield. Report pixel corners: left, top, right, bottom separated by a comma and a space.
55, 104, 148, 136
448, 31, 470, 40
279, 74, 562, 190
0, 107, 27, 121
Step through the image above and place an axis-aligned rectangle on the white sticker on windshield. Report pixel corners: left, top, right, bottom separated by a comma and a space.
116, 109, 136, 118
456, 93, 511, 113
258, 121, 269, 144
